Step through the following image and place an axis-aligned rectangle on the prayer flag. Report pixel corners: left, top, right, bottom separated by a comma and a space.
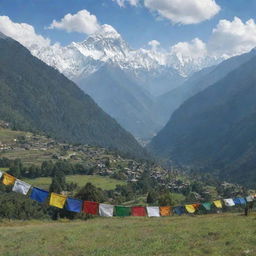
12, 179, 31, 195
192, 203, 201, 210
239, 198, 246, 205
30, 187, 49, 203
50, 193, 67, 209
132, 206, 147, 217
66, 198, 83, 213
173, 206, 185, 216
160, 206, 171, 216
2, 173, 16, 186
146, 206, 160, 217
185, 205, 196, 213
246, 195, 254, 202
0, 171, 3, 179
233, 198, 246, 205
83, 201, 99, 215
115, 206, 131, 217
202, 202, 212, 211
99, 203, 114, 217
224, 198, 235, 207
213, 200, 222, 209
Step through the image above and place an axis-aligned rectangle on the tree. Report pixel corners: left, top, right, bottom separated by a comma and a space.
0, 192, 47, 220
49, 171, 66, 193
147, 191, 158, 204
41, 161, 54, 176
75, 183, 105, 202
158, 193, 176, 206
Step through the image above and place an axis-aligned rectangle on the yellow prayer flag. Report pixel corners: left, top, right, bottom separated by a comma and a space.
49, 193, 67, 209
213, 200, 222, 209
160, 206, 171, 216
185, 204, 196, 213
2, 173, 16, 186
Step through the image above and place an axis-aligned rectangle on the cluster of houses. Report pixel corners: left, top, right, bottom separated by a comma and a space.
0, 121, 193, 192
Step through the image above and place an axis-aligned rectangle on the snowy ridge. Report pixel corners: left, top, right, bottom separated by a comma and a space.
31, 26, 219, 82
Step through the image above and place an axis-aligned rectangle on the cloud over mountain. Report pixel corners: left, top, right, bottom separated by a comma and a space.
1, 13, 256, 77
48, 9, 100, 34
144, 0, 220, 24
208, 17, 256, 58
0, 16, 50, 48
171, 38, 207, 64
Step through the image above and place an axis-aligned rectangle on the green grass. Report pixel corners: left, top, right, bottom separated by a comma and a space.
0, 168, 9, 172
0, 128, 28, 144
24, 175, 126, 190
0, 213, 255, 256
2, 150, 54, 166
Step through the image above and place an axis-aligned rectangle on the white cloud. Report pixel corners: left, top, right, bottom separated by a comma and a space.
144, 0, 220, 24
168, 17, 256, 64
208, 17, 256, 58
0, 16, 50, 48
170, 38, 207, 63
48, 9, 100, 34
148, 40, 160, 51
113, 0, 139, 7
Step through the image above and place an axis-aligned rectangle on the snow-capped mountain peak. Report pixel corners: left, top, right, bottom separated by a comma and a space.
93, 24, 121, 39
30, 26, 220, 85
71, 25, 130, 64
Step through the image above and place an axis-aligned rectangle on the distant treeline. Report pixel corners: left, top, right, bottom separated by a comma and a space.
0, 157, 95, 179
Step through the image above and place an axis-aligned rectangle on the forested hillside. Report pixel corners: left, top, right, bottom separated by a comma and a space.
0, 32, 146, 159
149, 55, 256, 187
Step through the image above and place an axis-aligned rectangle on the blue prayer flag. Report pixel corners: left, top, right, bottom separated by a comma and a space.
30, 187, 49, 203
238, 198, 246, 205
173, 206, 185, 216
66, 198, 82, 213
233, 197, 246, 205
233, 198, 240, 205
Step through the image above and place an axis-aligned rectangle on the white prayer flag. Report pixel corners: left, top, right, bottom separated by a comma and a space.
223, 198, 235, 207
12, 179, 31, 195
246, 195, 254, 202
0, 171, 3, 179
146, 206, 160, 217
99, 203, 114, 217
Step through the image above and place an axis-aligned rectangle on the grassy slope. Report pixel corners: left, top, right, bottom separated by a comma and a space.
0, 128, 135, 170
0, 128, 28, 143
0, 214, 255, 256
24, 175, 125, 190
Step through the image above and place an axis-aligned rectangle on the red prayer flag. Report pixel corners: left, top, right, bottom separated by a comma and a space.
83, 201, 99, 215
132, 206, 147, 217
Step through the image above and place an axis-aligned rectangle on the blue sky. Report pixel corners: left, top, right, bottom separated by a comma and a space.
0, 0, 255, 49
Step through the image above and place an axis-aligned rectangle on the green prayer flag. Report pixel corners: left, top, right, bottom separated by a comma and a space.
202, 202, 212, 211
115, 206, 131, 217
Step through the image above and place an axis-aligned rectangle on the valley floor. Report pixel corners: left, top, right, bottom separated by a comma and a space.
0, 213, 255, 256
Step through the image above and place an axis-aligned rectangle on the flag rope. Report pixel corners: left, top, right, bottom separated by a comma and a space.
0, 171, 254, 217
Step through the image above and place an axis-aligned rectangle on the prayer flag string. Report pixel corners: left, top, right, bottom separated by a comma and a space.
0, 172, 255, 217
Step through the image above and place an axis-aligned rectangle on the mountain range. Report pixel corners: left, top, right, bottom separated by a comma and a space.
149, 51, 256, 187
0, 32, 147, 159
156, 48, 256, 125
28, 25, 220, 140
3, 28, 256, 187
